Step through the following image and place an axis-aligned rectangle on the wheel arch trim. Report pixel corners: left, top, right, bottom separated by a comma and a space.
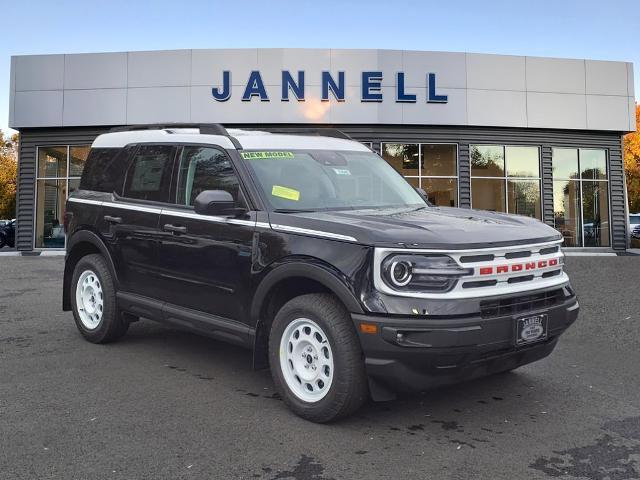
63, 231, 118, 311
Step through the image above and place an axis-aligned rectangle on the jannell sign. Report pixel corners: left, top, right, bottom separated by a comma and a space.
212, 71, 448, 104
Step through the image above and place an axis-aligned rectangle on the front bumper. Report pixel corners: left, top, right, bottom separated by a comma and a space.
352, 290, 579, 398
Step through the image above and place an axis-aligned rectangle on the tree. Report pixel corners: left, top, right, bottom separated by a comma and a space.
0, 131, 18, 219
624, 104, 640, 213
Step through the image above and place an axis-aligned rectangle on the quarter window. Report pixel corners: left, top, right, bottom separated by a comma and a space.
176, 146, 241, 207
123, 145, 176, 202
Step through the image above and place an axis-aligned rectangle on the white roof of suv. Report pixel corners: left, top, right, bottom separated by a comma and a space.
91, 127, 370, 152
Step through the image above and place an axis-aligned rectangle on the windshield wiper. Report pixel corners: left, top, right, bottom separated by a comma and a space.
273, 208, 317, 213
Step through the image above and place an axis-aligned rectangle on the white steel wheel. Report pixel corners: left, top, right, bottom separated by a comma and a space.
75, 270, 104, 330
280, 318, 334, 403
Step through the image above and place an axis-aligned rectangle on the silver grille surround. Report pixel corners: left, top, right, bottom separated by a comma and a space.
373, 239, 567, 299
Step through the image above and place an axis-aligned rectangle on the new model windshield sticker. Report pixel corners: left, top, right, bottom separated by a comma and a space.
271, 185, 301, 201
332, 168, 351, 175
240, 151, 294, 160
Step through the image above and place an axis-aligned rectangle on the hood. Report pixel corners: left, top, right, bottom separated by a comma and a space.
268, 206, 562, 249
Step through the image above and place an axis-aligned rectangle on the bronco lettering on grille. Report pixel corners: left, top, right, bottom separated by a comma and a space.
479, 258, 558, 275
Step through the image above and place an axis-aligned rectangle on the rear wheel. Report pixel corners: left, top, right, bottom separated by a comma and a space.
0, 234, 5, 249
71, 254, 128, 343
269, 293, 368, 423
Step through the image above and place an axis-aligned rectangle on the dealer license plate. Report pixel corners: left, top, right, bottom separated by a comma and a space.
515, 314, 548, 346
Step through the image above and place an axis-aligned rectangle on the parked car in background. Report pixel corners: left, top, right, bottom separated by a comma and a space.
0, 219, 16, 248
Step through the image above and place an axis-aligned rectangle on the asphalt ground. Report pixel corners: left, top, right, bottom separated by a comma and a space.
1, 256, 639, 480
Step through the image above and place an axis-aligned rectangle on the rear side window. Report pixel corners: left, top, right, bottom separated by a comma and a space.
79, 147, 128, 193
123, 145, 176, 202
175, 146, 242, 206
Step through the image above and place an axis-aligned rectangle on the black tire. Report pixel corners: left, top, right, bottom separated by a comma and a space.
268, 293, 368, 423
70, 253, 128, 343
0, 235, 5, 249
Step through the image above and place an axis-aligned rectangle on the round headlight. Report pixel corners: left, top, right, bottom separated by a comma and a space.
389, 260, 413, 287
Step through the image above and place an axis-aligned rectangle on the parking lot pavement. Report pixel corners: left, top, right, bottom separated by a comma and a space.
1, 257, 639, 480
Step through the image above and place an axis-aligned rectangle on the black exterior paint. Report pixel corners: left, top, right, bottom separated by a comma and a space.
61, 135, 580, 396
16, 125, 629, 252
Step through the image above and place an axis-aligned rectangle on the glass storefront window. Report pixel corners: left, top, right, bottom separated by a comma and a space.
580, 149, 607, 180
471, 145, 504, 177
381, 143, 458, 208
70, 146, 90, 177
552, 148, 579, 180
471, 145, 541, 219
423, 178, 457, 207
582, 181, 610, 247
38, 146, 67, 178
552, 148, 609, 247
508, 179, 541, 218
553, 180, 581, 248
422, 144, 457, 177
506, 146, 540, 178
35, 145, 91, 249
381, 143, 419, 175
471, 178, 505, 212
35, 179, 67, 248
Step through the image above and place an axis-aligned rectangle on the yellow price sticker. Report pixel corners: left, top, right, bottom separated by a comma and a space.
272, 185, 300, 201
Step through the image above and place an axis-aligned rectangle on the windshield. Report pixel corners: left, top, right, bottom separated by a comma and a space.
241, 149, 426, 211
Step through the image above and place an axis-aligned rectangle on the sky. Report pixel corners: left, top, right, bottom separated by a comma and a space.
1, 0, 638, 133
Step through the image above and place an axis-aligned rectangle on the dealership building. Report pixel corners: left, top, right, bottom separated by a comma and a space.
8, 48, 637, 252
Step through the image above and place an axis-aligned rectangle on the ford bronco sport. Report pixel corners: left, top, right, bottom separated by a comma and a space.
63, 124, 579, 422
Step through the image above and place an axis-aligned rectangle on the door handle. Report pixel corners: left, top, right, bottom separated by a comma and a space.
163, 224, 187, 234
103, 215, 122, 224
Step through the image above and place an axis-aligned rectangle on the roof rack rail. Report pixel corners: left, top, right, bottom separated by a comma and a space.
254, 128, 354, 141
108, 123, 243, 149
109, 123, 230, 135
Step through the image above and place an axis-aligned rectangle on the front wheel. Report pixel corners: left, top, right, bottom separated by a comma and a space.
269, 293, 368, 423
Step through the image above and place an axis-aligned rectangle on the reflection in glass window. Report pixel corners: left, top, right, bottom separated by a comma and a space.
552, 148, 579, 180
422, 144, 457, 177
422, 178, 457, 207
176, 147, 241, 206
381, 143, 458, 207
35, 144, 91, 249
38, 146, 67, 178
508, 179, 541, 219
471, 145, 504, 177
551, 148, 609, 246
580, 149, 607, 180
70, 146, 90, 177
582, 181, 610, 247
471, 145, 541, 219
553, 181, 581, 247
471, 178, 505, 212
506, 146, 540, 178
381, 143, 419, 175
35, 179, 66, 248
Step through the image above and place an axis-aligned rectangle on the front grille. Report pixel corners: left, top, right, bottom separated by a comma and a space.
480, 289, 565, 318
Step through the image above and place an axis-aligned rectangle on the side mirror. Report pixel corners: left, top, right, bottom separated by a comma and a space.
193, 190, 237, 216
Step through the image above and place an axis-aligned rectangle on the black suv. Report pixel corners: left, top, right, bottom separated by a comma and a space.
63, 124, 579, 422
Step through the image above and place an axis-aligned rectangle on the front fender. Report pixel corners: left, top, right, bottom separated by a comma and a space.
250, 260, 364, 324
